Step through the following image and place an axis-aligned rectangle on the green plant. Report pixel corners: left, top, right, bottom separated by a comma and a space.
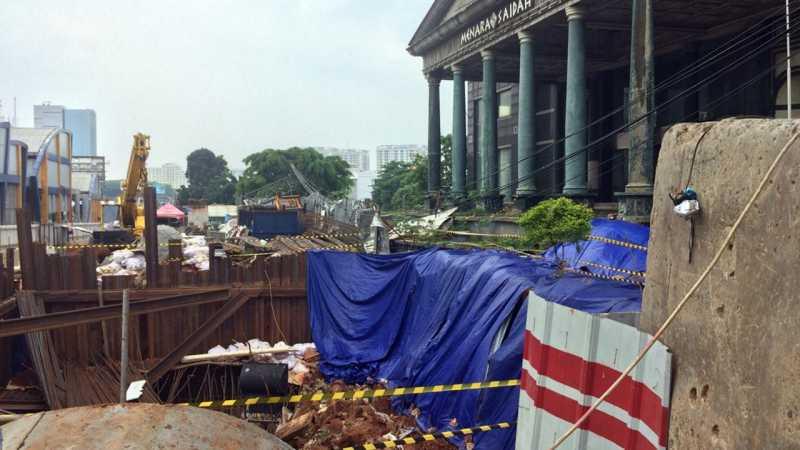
518, 197, 593, 250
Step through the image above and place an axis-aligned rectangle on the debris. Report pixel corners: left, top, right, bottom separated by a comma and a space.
276, 411, 314, 440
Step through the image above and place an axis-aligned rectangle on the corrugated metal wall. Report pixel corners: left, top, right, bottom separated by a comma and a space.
517, 293, 672, 450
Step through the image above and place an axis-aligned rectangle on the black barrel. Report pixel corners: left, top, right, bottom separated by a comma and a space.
239, 362, 289, 414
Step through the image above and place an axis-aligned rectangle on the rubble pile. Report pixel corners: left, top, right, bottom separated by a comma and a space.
278, 378, 458, 450
95, 234, 211, 282
95, 249, 146, 281
181, 235, 209, 271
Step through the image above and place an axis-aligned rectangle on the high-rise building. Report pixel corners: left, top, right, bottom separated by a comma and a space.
148, 162, 187, 189
64, 109, 97, 156
374, 144, 426, 172
33, 103, 65, 128
315, 147, 370, 172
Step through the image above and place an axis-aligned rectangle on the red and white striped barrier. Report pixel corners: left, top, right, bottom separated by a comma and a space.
516, 294, 672, 450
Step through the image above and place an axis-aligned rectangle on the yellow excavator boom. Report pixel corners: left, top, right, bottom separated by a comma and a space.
118, 133, 150, 234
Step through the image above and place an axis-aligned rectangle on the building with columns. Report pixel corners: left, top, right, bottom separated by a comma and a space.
409, 0, 792, 221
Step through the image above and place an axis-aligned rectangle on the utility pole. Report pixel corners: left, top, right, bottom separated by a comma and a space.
787, 0, 793, 119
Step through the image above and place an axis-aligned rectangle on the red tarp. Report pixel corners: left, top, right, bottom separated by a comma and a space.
156, 203, 185, 219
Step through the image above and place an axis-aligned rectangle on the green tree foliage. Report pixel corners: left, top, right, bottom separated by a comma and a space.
518, 197, 593, 249
177, 148, 237, 204
372, 155, 427, 210
237, 147, 353, 200
371, 135, 452, 211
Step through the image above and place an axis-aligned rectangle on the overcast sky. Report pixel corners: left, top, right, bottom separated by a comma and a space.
1, 0, 453, 178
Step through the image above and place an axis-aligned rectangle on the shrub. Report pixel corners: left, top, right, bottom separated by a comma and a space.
518, 197, 593, 250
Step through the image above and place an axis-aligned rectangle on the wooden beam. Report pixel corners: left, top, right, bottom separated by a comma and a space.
15, 208, 35, 290
0, 289, 232, 338
143, 186, 158, 288
33, 286, 306, 304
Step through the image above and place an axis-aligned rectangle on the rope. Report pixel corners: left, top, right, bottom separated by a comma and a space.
550, 127, 800, 449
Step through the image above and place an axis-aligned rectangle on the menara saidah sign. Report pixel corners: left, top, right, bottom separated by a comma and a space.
460, 0, 539, 46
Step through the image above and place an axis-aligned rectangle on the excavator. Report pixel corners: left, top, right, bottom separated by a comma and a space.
92, 133, 150, 245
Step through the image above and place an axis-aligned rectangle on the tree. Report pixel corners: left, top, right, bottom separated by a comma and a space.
371, 155, 427, 211
177, 148, 237, 204
518, 197, 593, 251
237, 147, 353, 200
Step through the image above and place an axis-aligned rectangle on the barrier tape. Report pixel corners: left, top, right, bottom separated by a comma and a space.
48, 232, 363, 251
343, 422, 514, 450
163, 244, 362, 263
578, 260, 646, 278
564, 267, 645, 287
441, 230, 521, 239
588, 235, 648, 252
178, 379, 519, 409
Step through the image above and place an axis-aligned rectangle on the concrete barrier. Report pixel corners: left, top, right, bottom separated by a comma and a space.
641, 119, 800, 449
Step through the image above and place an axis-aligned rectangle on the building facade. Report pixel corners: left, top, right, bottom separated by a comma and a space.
72, 155, 105, 222
409, 0, 791, 221
148, 162, 187, 189
375, 144, 427, 172
316, 147, 371, 171
33, 104, 65, 128
64, 109, 97, 157
7, 126, 73, 224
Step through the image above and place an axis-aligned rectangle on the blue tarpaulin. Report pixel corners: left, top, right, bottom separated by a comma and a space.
307, 219, 648, 449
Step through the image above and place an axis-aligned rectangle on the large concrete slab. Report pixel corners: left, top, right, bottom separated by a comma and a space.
1, 403, 292, 449
641, 118, 800, 449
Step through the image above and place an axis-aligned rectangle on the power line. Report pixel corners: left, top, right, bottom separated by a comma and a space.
466, 8, 799, 190
502, 48, 793, 197
465, 15, 800, 196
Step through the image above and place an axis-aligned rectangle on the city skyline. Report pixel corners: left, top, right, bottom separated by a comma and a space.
1, 1, 452, 179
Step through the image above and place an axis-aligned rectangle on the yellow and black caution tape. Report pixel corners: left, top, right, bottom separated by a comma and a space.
47, 231, 363, 252
48, 241, 183, 251
343, 422, 514, 450
178, 379, 519, 409
588, 235, 648, 252
578, 260, 646, 278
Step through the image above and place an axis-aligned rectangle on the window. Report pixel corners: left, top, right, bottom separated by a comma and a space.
498, 90, 512, 118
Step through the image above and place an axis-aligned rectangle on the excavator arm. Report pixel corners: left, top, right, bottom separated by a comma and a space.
119, 133, 150, 230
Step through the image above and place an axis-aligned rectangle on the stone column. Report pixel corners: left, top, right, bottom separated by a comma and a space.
563, 5, 588, 196
451, 65, 467, 199
427, 74, 441, 210
515, 31, 537, 209
619, 0, 655, 222
480, 50, 501, 211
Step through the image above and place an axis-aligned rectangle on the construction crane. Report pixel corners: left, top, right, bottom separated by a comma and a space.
93, 133, 150, 244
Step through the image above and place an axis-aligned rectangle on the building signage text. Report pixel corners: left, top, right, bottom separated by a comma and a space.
460, 0, 540, 46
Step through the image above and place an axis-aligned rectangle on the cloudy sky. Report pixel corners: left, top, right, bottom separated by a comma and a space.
1, 0, 452, 178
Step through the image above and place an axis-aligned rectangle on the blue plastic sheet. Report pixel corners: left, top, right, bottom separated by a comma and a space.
307, 221, 648, 449
544, 218, 648, 280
